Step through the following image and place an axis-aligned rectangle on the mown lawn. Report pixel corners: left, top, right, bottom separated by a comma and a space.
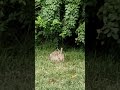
35, 47, 85, 90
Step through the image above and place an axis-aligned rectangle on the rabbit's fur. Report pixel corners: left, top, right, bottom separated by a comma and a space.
49, 48, 64, 62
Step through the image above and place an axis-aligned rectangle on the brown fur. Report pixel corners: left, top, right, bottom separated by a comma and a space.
49, 48, 64, 62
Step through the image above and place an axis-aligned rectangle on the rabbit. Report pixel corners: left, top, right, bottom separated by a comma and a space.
49, 48, 64, 62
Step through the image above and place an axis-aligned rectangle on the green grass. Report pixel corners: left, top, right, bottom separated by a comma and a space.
35, 47, 85, 90
86, 51, 120, 90
0, 46, 34, 90
1, 42, 120, 90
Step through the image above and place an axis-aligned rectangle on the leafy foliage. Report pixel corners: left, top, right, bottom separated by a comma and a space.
35, 0, 61, 42
0, 0, 33, 31
35, 0, 85, 45
76, 22, 85, 44
97, 0, 120, 44
60, 3, 79, 38
0, 0, 34, 47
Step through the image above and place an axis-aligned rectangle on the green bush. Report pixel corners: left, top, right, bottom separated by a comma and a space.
35, 0, 85, 45
0, 0, 33, 32
75, 22, 85, 44
97, 0, 120, 44
0, 0, 34, 47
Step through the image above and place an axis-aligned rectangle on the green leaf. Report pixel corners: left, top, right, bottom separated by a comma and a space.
112, 34, 119, 40
103, 29, 110, 34
111, 27, 119, 34
107, 32, 112, 37
108, 14, 118, 21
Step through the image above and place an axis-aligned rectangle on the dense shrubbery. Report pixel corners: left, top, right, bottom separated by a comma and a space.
0, 0, 33, 31
35, 0, 85, 45
0, 0, 34, 47
1, 0, 120, 48
75, 22, 85, 44
97, 0, 120, 44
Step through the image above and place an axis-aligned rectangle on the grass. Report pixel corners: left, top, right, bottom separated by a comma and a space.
86, 51, 120, 90
0, 45, 34, 90
35, 46, 85, 90
1, 41, 120, 90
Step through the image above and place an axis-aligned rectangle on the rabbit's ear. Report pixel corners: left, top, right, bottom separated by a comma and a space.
60, 48, 63, 53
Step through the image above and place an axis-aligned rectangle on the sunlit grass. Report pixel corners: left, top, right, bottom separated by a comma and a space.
35, 47, 85, 90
